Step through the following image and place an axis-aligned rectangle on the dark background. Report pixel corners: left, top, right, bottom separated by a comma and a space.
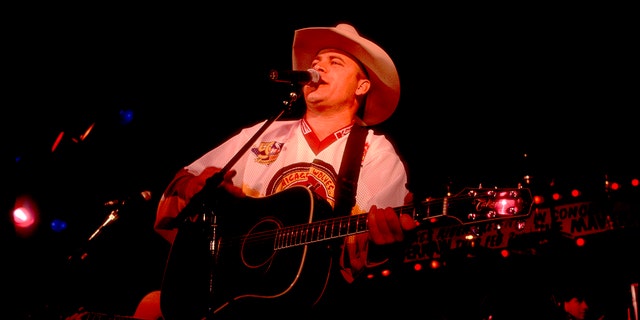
3, 4, 637, 319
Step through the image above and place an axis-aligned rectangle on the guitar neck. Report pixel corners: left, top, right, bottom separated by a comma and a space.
275, 212, 369, 249
273, 187, 532, 250
273, 202, 443, 249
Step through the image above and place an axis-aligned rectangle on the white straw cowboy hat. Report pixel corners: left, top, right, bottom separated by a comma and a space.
292, 23, 400, 126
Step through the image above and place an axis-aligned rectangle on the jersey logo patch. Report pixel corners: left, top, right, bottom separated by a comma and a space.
251, 141, 284, 165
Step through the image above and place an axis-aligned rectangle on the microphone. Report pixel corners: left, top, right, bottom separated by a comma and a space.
104, 190, 152, 207
88, 209, 120, 241
269, 69, 320, 85
87, 191, 152, 242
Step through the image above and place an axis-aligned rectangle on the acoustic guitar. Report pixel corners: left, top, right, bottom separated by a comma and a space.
160, 185, 533, 319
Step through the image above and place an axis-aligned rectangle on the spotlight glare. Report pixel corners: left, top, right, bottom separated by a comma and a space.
51, 219, 68, 232
119, 109, 135, 125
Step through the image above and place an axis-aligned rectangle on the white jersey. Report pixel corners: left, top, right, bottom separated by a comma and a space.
185, 118, 408, 214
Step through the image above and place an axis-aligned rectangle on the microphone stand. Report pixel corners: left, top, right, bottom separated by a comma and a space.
167, 89, 300, 228
164, 89, 301, 320
67, 206, 121, 263
88, 208, 120, 242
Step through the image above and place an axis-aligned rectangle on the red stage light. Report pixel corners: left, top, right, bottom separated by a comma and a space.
52, 131, 64, 152
571, 189, 581, 197
13, 194, 40, 237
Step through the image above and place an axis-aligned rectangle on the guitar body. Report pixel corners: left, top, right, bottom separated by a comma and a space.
160, 186, 337, 320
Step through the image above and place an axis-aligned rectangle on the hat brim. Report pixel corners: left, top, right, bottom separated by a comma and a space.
292, 24, 400, 126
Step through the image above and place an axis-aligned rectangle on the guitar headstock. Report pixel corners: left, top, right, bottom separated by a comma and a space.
459, 187, 532, 222
415, 187, 533, 226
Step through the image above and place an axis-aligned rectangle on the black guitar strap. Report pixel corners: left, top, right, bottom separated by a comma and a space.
333, 123, 368, 217
316, 123, 368, 309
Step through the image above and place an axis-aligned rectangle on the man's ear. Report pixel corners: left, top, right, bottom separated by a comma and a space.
356, 79, 370, 96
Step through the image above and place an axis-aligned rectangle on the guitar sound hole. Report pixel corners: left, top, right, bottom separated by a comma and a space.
240, 218, 280, 268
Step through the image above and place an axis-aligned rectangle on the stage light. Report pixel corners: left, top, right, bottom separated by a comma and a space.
13, 206, 35, 228
52, 131, 64, 152
13, 194, 40, 238
119, 109, 135, 125
570, 189, 581, 197
533, 195, 544, 205
50, 219, 68, 232
77, 122, 95, 141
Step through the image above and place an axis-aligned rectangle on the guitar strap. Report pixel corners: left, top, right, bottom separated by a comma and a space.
333, 123, 368, 217
315, 123, 368, 309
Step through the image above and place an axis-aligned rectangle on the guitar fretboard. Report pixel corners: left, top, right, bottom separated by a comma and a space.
276, 214, 369, 248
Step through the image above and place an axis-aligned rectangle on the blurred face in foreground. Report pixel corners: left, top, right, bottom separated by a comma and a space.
564, 297, 589, 320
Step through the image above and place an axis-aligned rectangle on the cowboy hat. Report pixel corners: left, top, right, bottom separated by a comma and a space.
292, 23, 400, 126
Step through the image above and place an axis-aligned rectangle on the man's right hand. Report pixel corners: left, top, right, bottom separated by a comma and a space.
184, 167, 245, 201
155, 167, 245, 243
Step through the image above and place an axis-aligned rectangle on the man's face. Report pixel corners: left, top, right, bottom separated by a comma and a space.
302, 49, 367, 113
